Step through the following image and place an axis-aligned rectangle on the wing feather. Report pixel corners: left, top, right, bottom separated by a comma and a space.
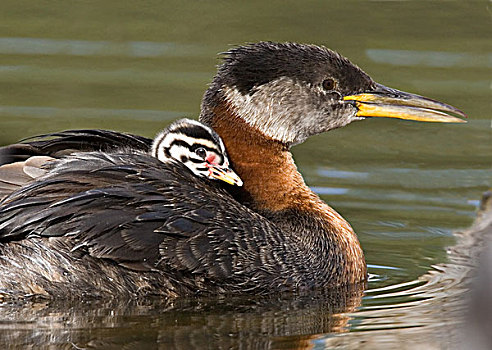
0, 152, 294, 288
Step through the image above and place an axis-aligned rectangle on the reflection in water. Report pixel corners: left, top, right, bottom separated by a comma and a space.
323, 193, 492, 349
1, 196, 489, 349
0, 284, 365, 349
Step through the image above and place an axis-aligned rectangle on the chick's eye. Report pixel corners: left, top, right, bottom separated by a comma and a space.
195, 147, 207, 158
322, 78, 336, 91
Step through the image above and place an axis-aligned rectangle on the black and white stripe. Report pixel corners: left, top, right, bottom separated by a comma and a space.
151, 118, 229, 178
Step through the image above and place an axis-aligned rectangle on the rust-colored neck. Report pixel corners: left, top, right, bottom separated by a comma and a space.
206, 101, 366, 284
209, 103, 311, 212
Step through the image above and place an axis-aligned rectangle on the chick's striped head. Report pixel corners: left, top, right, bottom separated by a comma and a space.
151, 119, 242, 186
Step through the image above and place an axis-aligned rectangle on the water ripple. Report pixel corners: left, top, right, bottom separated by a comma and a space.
0, 37, 209, 58
367, 49, 492, 68
0, 105, 181, 121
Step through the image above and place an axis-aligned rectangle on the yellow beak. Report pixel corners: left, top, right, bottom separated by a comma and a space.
208, 165, 243, 186
344, 84, 466, 123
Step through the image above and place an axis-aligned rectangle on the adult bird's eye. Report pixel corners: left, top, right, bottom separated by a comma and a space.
195, 147, 207, 158
322, 78, 336, 91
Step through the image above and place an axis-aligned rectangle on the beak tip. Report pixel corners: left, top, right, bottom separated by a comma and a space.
208, 165, 243, 186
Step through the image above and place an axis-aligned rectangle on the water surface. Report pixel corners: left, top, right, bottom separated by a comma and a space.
0, 1, 490, 348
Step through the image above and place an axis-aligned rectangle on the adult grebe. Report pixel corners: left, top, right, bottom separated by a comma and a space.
0, 42, 465, 299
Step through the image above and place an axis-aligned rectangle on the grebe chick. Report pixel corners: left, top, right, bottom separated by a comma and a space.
0, 119, 241, 199
152, 118, 242, 186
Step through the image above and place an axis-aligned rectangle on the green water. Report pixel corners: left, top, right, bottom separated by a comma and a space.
0, 0, 490, 348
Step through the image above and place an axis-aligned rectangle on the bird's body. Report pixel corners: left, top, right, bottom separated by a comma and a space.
0, 42, 465, 299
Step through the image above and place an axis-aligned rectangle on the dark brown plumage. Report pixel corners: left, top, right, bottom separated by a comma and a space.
0, 42, 465, 299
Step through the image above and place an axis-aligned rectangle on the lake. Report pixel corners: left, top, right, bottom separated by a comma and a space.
0, 1, 491, 348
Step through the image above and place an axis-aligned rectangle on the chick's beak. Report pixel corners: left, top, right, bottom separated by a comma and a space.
207, 164, 243, 186
344, 83, 467, 123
